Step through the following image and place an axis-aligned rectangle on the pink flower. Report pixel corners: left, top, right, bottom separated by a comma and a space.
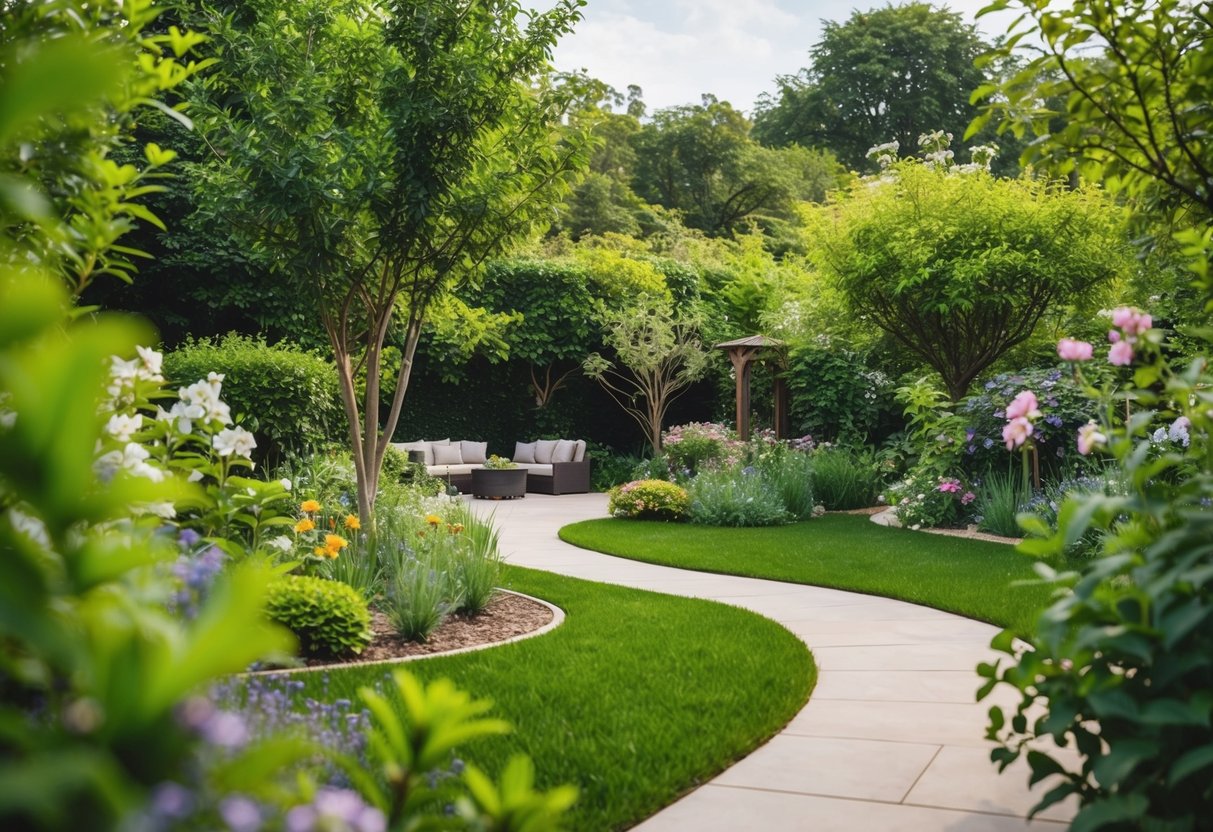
1005, 391, 1041, 421
961, 491, 976, 505
1108, 340, 1134, 366
1108, 329, 1121, 343
1111, 307, 1135, 330
1077, 420, 1108, 456
937, 478, 961, 493
1057, 338, 1093, 362
1111, 306, 1153, 336
1002, 417, 1034, 450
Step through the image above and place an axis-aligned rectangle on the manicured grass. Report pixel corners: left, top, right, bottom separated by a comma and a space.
560, 515, 1052, 634
305, 565, 815, 832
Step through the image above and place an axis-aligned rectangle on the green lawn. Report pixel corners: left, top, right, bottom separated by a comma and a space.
307, 565, 815, 831
559, 515, 1053, 634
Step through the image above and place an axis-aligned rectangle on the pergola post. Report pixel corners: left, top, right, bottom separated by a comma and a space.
714, 335, 785, 443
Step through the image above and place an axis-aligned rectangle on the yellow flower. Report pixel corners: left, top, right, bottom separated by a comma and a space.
425, 513, 442, 527
294, 518, 315, 533
313, 546, 326, 556
344, 514, 360, 530
324, 533, 349, 552
300, 499, 321, 513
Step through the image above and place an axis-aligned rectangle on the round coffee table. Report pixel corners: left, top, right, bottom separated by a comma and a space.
471, 467, 527, 499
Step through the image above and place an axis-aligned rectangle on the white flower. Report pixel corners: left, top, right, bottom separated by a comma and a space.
268, 535, 293, 553
110, 356, 140, 381
97, 442, 164, 482
213, 427, 256, 458
135, 346, 164, 381
187, 470, 204, 483
279, 478, 293, 492
8, 508, 50, 548
105, 413, 143, 443
0, 409, 14, 429
140, 501, 177, 519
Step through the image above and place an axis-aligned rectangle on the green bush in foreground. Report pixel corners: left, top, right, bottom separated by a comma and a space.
608, 479, 690, 520
265, 575, 373, 657
689, 468, 789, 527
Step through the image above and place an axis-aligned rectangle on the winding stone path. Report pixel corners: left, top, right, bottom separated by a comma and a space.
473, 493, 1075, 831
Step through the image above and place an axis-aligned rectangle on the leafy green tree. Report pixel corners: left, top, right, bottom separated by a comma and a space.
970, 0, 1213, 299
583, 296, 711, 454
805, 145, 1131, 401
0, 0, 211, 296
753, 2, 987, 171
188, 0, 590, 521
632, 96, 841, 237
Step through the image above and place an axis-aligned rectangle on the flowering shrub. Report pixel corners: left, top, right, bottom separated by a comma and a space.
608, 479, 690, 520
662, 422, 742, 475
982, 309, 1213, 827
265, 575, 373, 658
483, 454, 518, 469
885, 466, 975, 530
688, 467, 790, 527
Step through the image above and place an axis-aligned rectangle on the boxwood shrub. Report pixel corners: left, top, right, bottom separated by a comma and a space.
164, 334, 342, 463
608, 479, 690, 521
265, 575, 373, 658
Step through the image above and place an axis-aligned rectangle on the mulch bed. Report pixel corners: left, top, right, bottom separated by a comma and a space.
294, 590, 554, 670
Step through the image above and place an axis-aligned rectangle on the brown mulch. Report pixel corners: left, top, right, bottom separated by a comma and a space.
299, 591, 554, 669
835, 506, 888, 516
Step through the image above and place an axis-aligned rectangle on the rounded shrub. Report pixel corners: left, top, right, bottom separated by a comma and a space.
662, 422, 740, 476
164, 334, 342, 464
688, 468, 789, 527
608, 479, 690, 521
265, 575, 373, 658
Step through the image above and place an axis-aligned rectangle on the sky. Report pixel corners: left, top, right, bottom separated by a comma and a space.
534, 0, 1020, 115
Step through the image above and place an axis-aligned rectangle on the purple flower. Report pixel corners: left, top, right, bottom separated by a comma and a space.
200, 711, 249, 749
178, 528, 201, 547
219, 796, 262, 832
149, 782, 194, 819
286, 789, 385, 832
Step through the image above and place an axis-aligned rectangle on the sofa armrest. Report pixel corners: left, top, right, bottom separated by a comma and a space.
549, 459, 590, 494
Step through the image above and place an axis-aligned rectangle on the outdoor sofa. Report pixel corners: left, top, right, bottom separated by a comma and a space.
391, 438, 591, 495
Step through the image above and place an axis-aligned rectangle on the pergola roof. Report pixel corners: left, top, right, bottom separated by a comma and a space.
713, 334, 784, 350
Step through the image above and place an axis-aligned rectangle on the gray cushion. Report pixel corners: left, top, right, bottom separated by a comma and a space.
396, 440, 433, 465
534, 439, 559, 464
514, 441, 537, 464
432, 443, 463, 465
573, 439, 587, 462
460, 440, 488, 464
552, 439, 577, 463
514, 463, 553, 476
426, 463, 477, 476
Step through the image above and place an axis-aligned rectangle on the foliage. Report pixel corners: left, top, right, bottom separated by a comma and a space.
785, 338, 896, 442
806, 145, 1130, 400
482, 455, 517, 470
1019, 471, 1128, 560
632, 96, 843, 235
754, 3, 988, 171
0, 0, 212, 296
264, 576, 373, 658
975, 470, 1027, 538
754, 446, 818, 521
584, 296, 712, 454
809, 445, 883, 510
980, 316, 1213, 827
972, 0, 1213, 292
608, 480, 691, 521
688, 467, 790, 527
886, 467, 974, 530
164, 334, 343, 464
188, 0, 591, 522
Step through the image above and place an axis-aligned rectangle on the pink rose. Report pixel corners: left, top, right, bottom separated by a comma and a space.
1108, 340, 1134, 366
1005, 391, 1041, 421
1108, 329, 1121, 343
1111, 307, 1135, 330
1002, 416, 1034, 450
1057, 338, 1093, 361
1077, 420, 1107, 455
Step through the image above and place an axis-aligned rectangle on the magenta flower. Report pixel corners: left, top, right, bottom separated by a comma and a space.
961, 491, 976, 505
937, 478, 961, 493
1077, 420, 1108, 456
1057, 338, 1093, 361
1005, 391, 1042, 421
1002, 417, 1034, 450
1108, 340, 1134, 366
1111, 306, 1153, 336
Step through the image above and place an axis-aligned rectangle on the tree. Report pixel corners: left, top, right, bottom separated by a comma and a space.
632, 96, 841, 237
753, 2, 987, 171
189, 0, 590, 522
970, 0, 1213, 298
583, 296, 711, 454
805, 140, 1131, 401
0, 0, 212, 297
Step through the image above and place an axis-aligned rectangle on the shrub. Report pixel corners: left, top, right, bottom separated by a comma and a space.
756, 451, 817, 520
975, 470, 1027, 537
383, 547, 460, 641
451, 506, 502, 614
265, 575, 373, 658
809, 445, 882, 509
786, 340, 897, 442
588, 443, 646, 491
662, 422, 740, 475
886, 466, 974, 530
688, 468, 789, 527
608, 479, 690, 520
164, 334, 343, 464
1020, 470, 1127, 559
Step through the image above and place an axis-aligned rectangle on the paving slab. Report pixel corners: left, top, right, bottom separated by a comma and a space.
471, 493, 1075, 830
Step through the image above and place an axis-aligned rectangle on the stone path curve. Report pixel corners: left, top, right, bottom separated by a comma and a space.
472, 493, 1075, 831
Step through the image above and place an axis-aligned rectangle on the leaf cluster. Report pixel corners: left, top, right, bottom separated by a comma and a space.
265, 575, 372, 658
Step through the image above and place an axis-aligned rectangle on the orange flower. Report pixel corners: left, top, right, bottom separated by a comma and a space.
328, 517, 336, 529
448, 523, 464, 535
300, 499, 321, 513
324, 533, 348, 552
294, 518, 315, 534
313, 546, 326, 556
344, 514, 361, 530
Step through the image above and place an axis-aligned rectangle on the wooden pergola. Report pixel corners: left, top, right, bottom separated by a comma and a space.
714, 334, 788, 441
